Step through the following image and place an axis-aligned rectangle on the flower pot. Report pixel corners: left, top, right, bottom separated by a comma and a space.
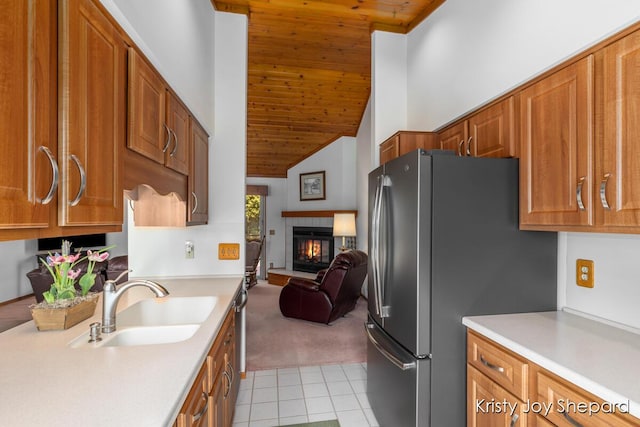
30, 294, 99, 331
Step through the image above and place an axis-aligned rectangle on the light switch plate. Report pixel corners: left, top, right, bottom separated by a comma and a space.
185, 241, 194, 259
218, 243, 240, 260
576, 259, 594, 288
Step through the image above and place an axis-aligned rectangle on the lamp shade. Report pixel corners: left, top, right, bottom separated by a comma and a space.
333, 213, 356, 236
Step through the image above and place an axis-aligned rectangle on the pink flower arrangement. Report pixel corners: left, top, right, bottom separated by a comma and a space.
40, 240, 113, 304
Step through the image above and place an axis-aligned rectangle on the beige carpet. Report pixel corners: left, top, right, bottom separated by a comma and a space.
246, 281, 367, 371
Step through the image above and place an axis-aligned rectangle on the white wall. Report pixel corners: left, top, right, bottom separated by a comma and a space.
103, 2, 247, 278
102, 0, 215, 128
401, 0, 640, 328
286, 137, 357, 212
372, 31, 408, 154
245, 177, 287, 269
355, 99, 373, 252
406, 0, 640, 130
562, 233, 640, 329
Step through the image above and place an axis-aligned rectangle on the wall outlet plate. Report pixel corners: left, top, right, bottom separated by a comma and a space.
576, 259, 594, 288
218, 243, 240, 260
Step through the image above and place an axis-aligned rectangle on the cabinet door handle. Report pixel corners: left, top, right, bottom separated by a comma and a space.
509, 413, 519, 427
223, 371, 231, 398
192, 391, 209, 422
170, 129, 178, 157
600, 173, 611, 210
562, 411, 584, 427
466, 136, 473, 156
479, 355, 505, 373
226, 361, 234, 384
457, 140, 464, 156
38, 146, 59, 205
162, 124, 172, 153
69, 154, 87, 207
191, 192, 198, 214
576, 176, 586, 211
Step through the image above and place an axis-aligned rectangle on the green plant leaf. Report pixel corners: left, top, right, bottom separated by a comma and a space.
43, 291, 54, 304
58, 289, 76, 300
78, 273, 96, 296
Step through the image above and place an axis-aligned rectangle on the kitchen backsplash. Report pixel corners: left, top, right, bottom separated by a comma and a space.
562, 232, 640, 330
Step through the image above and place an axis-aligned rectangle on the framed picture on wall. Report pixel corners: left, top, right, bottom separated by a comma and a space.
299, 171, 326, 201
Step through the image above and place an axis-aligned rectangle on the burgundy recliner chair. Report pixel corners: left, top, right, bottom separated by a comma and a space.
279, 250, 368, 324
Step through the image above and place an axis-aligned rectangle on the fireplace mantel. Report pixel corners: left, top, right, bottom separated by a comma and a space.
281, 210, 357, 218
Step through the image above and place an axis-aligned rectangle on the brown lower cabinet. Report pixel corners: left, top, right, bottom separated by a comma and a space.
176, 309, 237, 427
467, 331, 640, 427
176, 362, 213, 427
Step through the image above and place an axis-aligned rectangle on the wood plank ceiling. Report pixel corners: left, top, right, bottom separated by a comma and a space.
211, 0, 445, 177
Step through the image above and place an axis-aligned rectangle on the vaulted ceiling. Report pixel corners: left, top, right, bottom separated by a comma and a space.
210, 0, 445, 177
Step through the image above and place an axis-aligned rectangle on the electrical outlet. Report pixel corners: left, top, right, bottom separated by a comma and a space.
218, 243, 240, 260
269, 229, 275, 235
185, 241, 194, 259
576, 259, 594, 288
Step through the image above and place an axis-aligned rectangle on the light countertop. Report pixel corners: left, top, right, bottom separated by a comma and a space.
463, 310, 640, 419
0, 275, 243, 427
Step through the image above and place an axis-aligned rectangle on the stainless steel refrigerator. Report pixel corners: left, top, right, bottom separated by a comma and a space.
366, 150, 557, 426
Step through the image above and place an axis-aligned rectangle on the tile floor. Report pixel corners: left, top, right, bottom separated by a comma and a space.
233, 363, 379, 427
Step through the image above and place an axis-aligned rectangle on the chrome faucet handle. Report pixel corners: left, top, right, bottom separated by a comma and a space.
88, 322, 102, 343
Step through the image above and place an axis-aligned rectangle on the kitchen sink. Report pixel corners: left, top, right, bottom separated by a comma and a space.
68, 296, 217, 349
116, 296, 218, 327
69, 324, 200, 348
101, 324, 200, 347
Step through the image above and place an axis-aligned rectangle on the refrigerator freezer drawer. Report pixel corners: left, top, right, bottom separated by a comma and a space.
366, 322, 416, 370
366, 320, 430, 426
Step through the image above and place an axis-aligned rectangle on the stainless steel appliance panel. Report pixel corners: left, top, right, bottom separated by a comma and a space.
234, 287, 248, 375
368, 151, 432, 357
366, 317, 430, 427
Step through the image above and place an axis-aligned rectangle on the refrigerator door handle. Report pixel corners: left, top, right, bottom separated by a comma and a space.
371, 175, 384, 316
372, 175, 391, 318
366, 322, 416, 370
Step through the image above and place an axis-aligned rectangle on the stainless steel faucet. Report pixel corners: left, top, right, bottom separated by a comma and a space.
101, 272, 169, 334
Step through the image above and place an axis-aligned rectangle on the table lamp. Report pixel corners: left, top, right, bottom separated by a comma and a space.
333, 213, 356, 251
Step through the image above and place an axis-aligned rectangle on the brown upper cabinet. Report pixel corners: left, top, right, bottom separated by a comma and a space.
599, 29, 640, 228
59, 0, 126, 227
438, 121, 467, 155
166, 93, 190, 175
379, 131, 439, 165
0, 0, 56, 231
188, 119, 209, 225
127, 48, 166, 164
519, 56, 594, 229
1, 0, 125, 241
438, 97, 515, 158
520, 26, 640, 233
128, 49, 189, 176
